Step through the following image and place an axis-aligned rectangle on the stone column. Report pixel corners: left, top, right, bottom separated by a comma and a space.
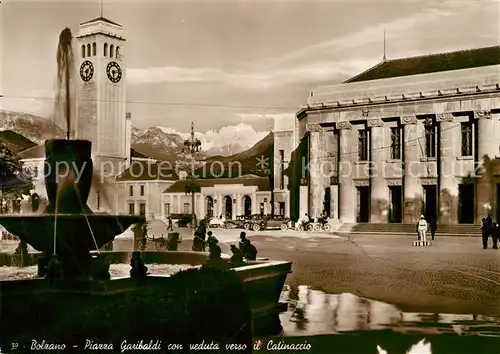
199, 194, 205, 219
475, 110, 497, 222
307, 123, 325, 219
402, 115, 422, 224
337, 121, 356, 223
368, 118, 388, 223
252, 192, 257, 214
235, 193, 241, 217
437, 112, 458, 224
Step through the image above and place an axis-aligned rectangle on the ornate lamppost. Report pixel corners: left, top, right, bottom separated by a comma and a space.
183, 122, 202, 230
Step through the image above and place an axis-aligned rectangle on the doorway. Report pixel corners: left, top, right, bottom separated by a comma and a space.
206, 196, 214, 218
389, 186, 402, 223
356, 186, 370, 222
324, 187, 331, 216
458, 184, 474, 224
224, 196, 232, 219
243, 195, 252, 216
423, 185, 437, 221
279, 202, 285, 216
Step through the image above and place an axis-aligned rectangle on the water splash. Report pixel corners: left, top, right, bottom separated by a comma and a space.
55, 28, 75, 140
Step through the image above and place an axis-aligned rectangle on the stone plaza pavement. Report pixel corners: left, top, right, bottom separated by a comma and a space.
112, 227, 500, 316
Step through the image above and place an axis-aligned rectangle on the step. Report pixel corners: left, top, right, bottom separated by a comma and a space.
337, 223, 481, 236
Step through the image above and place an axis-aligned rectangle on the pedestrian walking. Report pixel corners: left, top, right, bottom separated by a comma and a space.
416, 215, 428, 242
430, 217, 437, 241
167, 215, 173, 231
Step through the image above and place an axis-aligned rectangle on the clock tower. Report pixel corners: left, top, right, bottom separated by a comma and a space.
76, 16, 128, 212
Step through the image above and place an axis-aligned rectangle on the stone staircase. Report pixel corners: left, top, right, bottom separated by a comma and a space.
336, 223, 481, 236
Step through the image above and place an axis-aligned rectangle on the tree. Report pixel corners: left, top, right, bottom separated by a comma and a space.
0, 141, 33, 259
0, 140, 33, 197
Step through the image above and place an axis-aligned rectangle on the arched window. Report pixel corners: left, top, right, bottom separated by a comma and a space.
81, 45, 86, 58
110, 44, 114, 58
116, 46, 120, 59
92, 42, 96, 56
104, 43, 108, 57
86, 43, 91, 57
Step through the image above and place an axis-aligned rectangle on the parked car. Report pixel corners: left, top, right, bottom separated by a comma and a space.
170, 214, 193, 228
243, 215, 266, 231
263, 215, 290, 230
208, 216, 225, 228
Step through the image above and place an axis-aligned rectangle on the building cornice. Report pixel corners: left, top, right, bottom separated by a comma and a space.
297, 90, 500, 120
298, 65, 500, 120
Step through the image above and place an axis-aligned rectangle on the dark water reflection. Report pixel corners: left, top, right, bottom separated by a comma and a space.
279, 285, 500, 338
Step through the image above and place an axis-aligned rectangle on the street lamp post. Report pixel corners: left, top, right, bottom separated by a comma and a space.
183, 122, 202, 231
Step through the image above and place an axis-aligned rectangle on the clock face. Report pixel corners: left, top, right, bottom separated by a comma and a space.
80, 61, 94, 82
106, 61, 122, 83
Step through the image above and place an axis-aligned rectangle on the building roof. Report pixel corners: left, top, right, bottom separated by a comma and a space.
19, 144, 45, 159
80, 17, 122, 27
344, 45, 500, 83
164, 175, 270, 193
130, 148, 151, 160
117, 160, 178, 182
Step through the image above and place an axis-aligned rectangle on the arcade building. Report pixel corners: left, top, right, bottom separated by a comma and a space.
290, 46, 500, 225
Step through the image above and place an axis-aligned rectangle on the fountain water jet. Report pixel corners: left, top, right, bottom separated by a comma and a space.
0, 27, 144, 278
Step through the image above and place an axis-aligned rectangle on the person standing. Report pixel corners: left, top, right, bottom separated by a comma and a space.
430, 217, 437, 241
481, 218, 490, 249
492, 223, 499, 249
417, 215, 428, 242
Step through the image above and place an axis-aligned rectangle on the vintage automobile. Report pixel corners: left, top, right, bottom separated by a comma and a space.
208, 216, 225, 228
170, 213, 193, 228
223, 216, 246, 229
264, 215, 290, 230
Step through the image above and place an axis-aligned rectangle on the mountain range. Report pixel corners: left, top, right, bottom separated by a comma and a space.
0, 110, 269, 160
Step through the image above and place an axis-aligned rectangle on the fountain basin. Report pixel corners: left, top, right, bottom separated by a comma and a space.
0, 251, 292, 336
0, 214, 144, 253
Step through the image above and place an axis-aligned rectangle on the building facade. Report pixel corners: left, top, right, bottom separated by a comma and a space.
293, 46, 500, 225
272, 116, 296, 218
162, 175, 271, 221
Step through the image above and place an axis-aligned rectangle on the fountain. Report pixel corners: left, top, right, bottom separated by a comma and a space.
0, 28, 144, 278
0, 27, 292, 345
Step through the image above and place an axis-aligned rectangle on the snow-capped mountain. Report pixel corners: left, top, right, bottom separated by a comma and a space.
0, 110, 269, 158
133, 123, 269, 156
0, 110, 65, 143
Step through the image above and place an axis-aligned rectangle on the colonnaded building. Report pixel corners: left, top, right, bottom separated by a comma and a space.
289, 46, 500, 226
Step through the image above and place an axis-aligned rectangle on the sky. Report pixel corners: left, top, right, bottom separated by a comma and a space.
1, 0, 499, 133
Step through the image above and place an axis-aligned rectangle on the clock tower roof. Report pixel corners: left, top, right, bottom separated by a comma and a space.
76, 16, 126, 41
80, 16, 122, 28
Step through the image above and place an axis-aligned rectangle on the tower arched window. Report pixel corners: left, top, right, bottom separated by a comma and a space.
116, 46, 121, 59
81, 45, 86, 58
86, 43, 91, 57
110, 44, 114, 58
104, 43, 108, 57
92, 42, 96, 56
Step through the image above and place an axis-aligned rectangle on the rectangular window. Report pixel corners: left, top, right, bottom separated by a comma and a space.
279, 149, 285, 189
390, 127, 401, 160
461, 122, 473, 157
358, 129, 369, 161
140, 185, 145, 196
139, 203, 146, 215
128, 203, 135, 215
425, 123, 436, 158
165, 203, 170, 217
183, 203, 190, 214
129, 185, 133, 197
